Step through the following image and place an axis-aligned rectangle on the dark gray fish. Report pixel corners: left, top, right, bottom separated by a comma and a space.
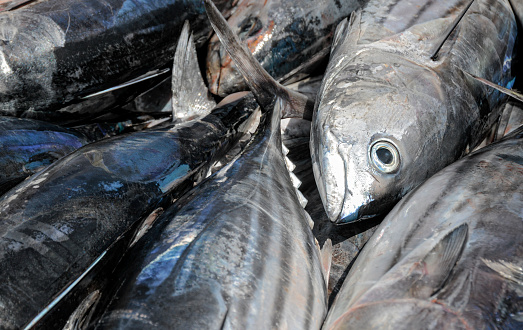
0, 0, 212, 124
323, 125, 523, 329
0, 22, 259, 328
206, 0, 367, 96
0, 116, 91, 195
89, 1, 328, 327
91, 98, 327, 330
311, 0, 517, 223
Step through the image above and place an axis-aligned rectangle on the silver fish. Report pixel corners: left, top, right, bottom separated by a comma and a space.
323, 125, 523, 329
311, 0, 517, 223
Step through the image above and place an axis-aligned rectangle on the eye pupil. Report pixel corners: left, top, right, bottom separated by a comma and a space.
369, 140, 400, 174
376, 147, 393, 165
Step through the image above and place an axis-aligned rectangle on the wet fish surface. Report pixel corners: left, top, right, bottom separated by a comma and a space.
0, 87, 258, 329
0, 0, 212, 123
91, 98, 327, 329
311, 0, 518, 223
323, 125, 523, 329
88, 2, 328, 328
206, 0, 367, 96
0, 116, 91, 195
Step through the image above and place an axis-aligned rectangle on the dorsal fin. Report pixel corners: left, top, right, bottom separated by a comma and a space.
80, 68, 170, 99
331, 17, 350, 54
430, 0, 475, 61
203, 0, 313, 119
171, 20, 217, 122
464, 71, 523, 103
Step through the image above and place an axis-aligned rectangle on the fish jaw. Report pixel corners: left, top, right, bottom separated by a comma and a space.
311, 114, 377, 224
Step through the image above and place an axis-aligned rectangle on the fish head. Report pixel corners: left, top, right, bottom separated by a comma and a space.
207, 0, 273, 96
312, 68, 448, 224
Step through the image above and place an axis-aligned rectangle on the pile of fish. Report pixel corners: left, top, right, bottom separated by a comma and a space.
0, 0, 521, 328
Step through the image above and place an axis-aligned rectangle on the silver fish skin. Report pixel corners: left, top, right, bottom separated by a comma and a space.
323, 125, 523, 329
311, 0, 517, 223
92, 98, 327, 329
206, 0, 367, 96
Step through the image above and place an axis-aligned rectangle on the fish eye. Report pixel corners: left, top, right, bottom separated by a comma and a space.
370, 140, 400, 173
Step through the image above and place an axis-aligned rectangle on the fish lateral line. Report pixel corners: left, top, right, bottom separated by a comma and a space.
430, 0, 475, 61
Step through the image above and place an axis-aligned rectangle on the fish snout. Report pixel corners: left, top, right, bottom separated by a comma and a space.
206, 41, 247, 96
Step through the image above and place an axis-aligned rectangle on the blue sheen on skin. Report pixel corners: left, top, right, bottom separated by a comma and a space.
158, 164, 191, 193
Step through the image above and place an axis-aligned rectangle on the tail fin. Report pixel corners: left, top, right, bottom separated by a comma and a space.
171, 20, 217, 122
203, 0, 313, 119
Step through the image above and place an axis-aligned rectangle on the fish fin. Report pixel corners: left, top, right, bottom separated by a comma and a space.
203, 0, 312, 119
289, 171, 302, 189
482, 258, 523, 286
409, 224, 468, 298
296, 189, 308, 208
430, 0, 475, 60
171, 21, 216, 122
63, 290, 101, 330
81, 69, 170, 99
331, 17, 350, 53
320, 239, 333, 287
495, 103, 514, 141
129, 207, 164, 248
464, 71, 523, 103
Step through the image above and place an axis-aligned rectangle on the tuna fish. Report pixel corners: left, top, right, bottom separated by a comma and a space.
0, 22, 259, 329
88, 2, 328, 327
90, 98, 328, 329
323, 124, 523, 329
311, 0, 517, 223
0, 0, 212, 124
206, 0, 367, 96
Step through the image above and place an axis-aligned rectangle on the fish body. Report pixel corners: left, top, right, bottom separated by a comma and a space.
323, 125, 523, 329
311, 0, 518, 223
0, 91, 258, 328
206, 0, 366, 96
0, 0, 211, 123
91, 99, 327, 329
0, 116, 91, 195
89, 2, 328, 327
